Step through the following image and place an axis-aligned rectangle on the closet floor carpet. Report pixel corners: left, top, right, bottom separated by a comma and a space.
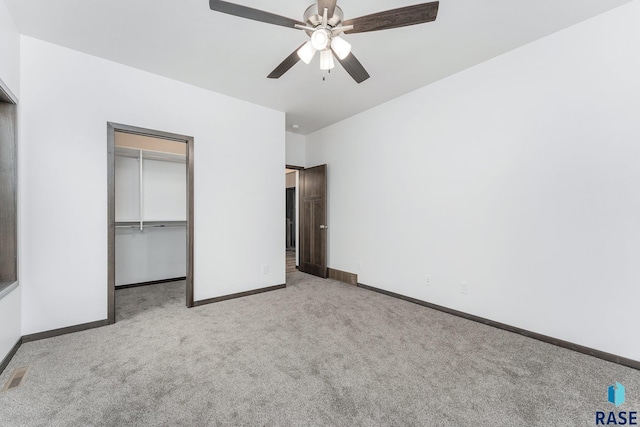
1, 273, 639, 426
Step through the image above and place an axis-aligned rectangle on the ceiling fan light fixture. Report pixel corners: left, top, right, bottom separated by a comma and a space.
209, 0, 440, 83
330, 36, 351, 60
297, 41, 317, 64
310, 29, 330, 50
320, 49, 335, 71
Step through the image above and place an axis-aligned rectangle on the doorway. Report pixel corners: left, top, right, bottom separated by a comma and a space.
285, 167, 299, 273
107, 123, 194, 324
286, 164, 328, 278
299, 164, 328, 278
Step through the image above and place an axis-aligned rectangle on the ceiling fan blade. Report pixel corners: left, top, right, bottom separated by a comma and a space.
343, 1, 439, 34
267, 44, 306, 79
317, 0, 337, 19
209, 0, 305, 29
335, 52, 370, 84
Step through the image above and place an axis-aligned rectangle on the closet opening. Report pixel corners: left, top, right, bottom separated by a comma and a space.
107, 123, 194, 324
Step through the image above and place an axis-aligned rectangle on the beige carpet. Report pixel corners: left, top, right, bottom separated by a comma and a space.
0, 272, 638, 426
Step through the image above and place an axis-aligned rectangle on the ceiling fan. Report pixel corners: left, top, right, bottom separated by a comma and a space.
208, 0, 439, 83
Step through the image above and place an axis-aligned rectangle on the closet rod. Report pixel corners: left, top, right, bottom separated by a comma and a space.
115, 224, 186, 229
115, 221, 187, 229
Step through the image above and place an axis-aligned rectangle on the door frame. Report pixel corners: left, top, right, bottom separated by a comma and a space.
298, 164, 328, 278
286, 165, 303, 269
107, 122, 195, 324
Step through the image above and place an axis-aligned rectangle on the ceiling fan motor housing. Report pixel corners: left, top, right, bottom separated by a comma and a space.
303, 4, 344, 32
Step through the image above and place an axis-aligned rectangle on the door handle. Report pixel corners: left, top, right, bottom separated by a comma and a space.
320, 225, 328, 229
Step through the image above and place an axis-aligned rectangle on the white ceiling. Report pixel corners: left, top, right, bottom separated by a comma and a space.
4, 0, 632, 134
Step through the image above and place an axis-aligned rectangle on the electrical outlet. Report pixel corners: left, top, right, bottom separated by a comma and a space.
425, 274, 431, 286
460, 281, 469, 295
261, 264, 269, 275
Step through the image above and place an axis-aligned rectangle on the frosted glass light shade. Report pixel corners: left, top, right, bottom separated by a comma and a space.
330, 36, 351, 60
320, 50, 335, 70
297, 41, 317, 64
311, 29, 329, 50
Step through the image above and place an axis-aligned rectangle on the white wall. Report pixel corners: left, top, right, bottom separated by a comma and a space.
0, 0, 21, 364
0, 0, 19, 98
115, 156, 141, 220
116, 227, 186, 286
20, 36, 285, 335
306, 1, 640, 361
285, 132, 305, 167
115, 155, 187, 286
141, 159, 186, 221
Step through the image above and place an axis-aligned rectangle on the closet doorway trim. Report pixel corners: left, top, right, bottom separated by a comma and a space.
107, 122, 195, 324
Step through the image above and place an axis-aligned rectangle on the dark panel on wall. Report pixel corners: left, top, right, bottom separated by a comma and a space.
327, 268, 358, 286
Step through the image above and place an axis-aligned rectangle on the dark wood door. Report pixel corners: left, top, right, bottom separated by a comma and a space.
299, 164, 327, 278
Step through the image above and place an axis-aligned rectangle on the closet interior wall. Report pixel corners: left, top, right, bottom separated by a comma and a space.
114, 132, 187, 286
